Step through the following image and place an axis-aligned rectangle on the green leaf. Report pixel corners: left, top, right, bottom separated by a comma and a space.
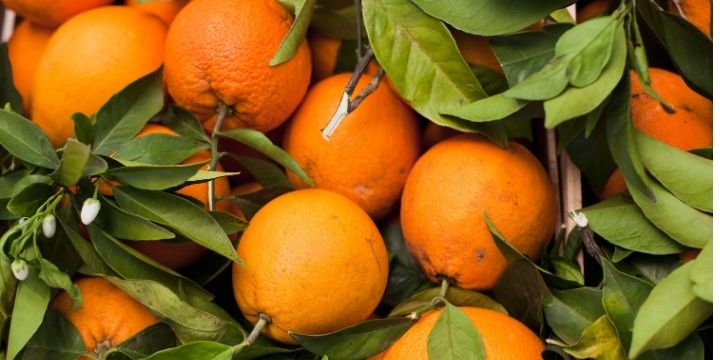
291, 317, 414, 360
564, 315, 627, 360
233, 345, 299, 360
18, 310, 85, 360
381, 222, 433, 306
624, 254, 680, 285
443, 93, 529, 123
636, 132, 712, 212
627, 177, 711, 249
0, 109, 59, 168
36, 258, 81, 310
71, 112, 94, 145
223, 155, 292, 189
57, 139, 91, 187
55, 205, 115, 275
542, 287, 604, 344
544, 26, 627, 127
209, 211, 246, 236
389, 287, 507, 318
108, 163, 202, 191
186, 170, 238, 183
628, 261, 712, 358
92, 68, 164, 155
95, 196, 175, 241
0, 170, 28, 199
690, 147, 712, 160
565, 122, 616, 192
550, 257, 585, 285
6, 182, 55, 216
270, 0, 316, 66
107, 323, 176, 359
113, 186, 242, 265
141, 341, 232, 360
0, 43, 23, 113
583, 196, 684, 255
220, 128, 312, 186
7, 273, 51, 360
427, 302, 485, 360
493, 261, 548, 331
689, 241, 711, 302
114, 134, 208, 166
504, 57, 569, 101
83, 153, 108, 177
557, 16, 619, 88
410, 0, 574, 36
161, 105, 209, 143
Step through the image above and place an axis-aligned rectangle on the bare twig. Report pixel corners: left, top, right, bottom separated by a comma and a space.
208, 103, 230, 211
355, 0, 363, 60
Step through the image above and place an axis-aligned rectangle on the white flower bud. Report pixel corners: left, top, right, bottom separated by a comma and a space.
81, 198, 101, 225
42, 214, 57, 238
11, 259, 28, 281
569, 210, 589, 228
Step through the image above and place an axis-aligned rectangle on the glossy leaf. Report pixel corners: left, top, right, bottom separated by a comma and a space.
19, 310, 85, 360
141, 341, 232, 360
292, 317, 414, 359
557, 16, 618, 87
114, 134, 208, 166
113, 186, 242, 264
411, 0, 574, 36
443, 93, 528, 123
6, 182, 55, 216
583, 196, 683, 255
96, 196, 175, 241
108, 163, 202, 191
92, 69, 164, 155
427, 302, 485, 360
503, 56, 568, 101
689, 241, 711, 302
636, 132, 712, 212
629, 262, 712, 358
7, 273, 51, 360
71, 112, 94, 145
542, 287, 604, 344
161, 105, 209, 143
564, 315, 627, 360
0, 43, 23, 113
0, 109, 59, 168
58, 139, 91, 187
270, 0, 316, 66
389, 287, 507, 318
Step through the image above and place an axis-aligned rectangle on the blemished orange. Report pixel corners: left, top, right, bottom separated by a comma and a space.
126, 0, 189, 25
284, 73, 421, 219
599, 68, 712, 198
2, 0, 112, 27
376, 307, 544, 360
51, 277, 157, 359
165, 0, 311, 134
401, 135, 557, 290
232, 189, 388, 344
669, 0, 711, 37
31, 6, 166, 147
126, 124, 232, 269
7, 21, 53, 115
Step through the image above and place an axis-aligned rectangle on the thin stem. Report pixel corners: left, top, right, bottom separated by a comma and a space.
208, 104, 230, 211
439, 277, 450, 299
355, 0, 363, 60
234, 313, 271, 354
348, 67, 385, 112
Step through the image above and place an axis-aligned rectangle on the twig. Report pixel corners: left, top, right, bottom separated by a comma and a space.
208, 104, 230, 211
355, 0, 363, 61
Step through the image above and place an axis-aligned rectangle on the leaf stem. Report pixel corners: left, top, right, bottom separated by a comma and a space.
439, 277, 450, 299
208, 104, 230, 211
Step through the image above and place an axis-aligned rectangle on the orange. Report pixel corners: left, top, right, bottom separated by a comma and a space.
284, 73, 421, 219
7, 21, 53, 115
126, 124, 232, 269
422, 122, 461, 150
2, 0, 112, 27
669, 0, 711, 37
31, 6, 166, 147
51, 277, 157, 359
232, 189, 388, 344
577, 0, 613, 23
401, 134, 557, 290
599, 68, 712, 198
164, 0, 311, 134
452, 30, 503, 73
377, 307, 544, 360
308, 32, 343, 82
126, 0, 189, 25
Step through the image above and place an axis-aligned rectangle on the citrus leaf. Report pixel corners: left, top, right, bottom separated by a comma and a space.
556, 16, 619, 88
161, 105, 209, 143
270, 0, 316, 66
220, 128, 312, 186
141, 341, 232, 360
427, 302, 485, 360
291, 317, 415, 360
234, 345, 299, 360
114, 134, 208, 166
108, 163, 202, 191
565, 120, 615, 192
410, 0, 574, 36
381, 222, 433, 306
83, 153, 108, 177
628, 261, 712, 358
222, 154, 292, 189
550, 257, 585, 285
627, 177, 711, 249
564, 315, 627, 360
71, 112, 94, 145
542, 287, 604, 344
6, 182, 55, 216
636, 132, 712, 212
18, 310, 85, 360
7, 273, 51, 360
186, 170, 239, 183
95, 196, 175, 241
444, 93, 528, 123
0, 43, 23, 113
583, 196, 684, 255
36, 258, 82, 310
57, 139, 91, 187
493, 261, 548, 331
209, 211, 246, 236
92, 68, 164, 155
389, 287, 507, 318
689, 241, 711, 302
504, 57, 569, 101
113, 186, 242, 265
55, 205, 115, 276
0, 109, 59, 168
106, 323, 176, 359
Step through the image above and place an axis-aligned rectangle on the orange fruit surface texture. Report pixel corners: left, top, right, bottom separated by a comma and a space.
452, 30, 503, 73
599, 68, 712, 198
284, 73, 421, 219
51, 277, 158, 359
2, 0, 112, 27
7, 20, 52, 115
164, 0, 312, 134
126, 124, 231, 269
31, 6, 166, 148
401, 134, 557, 291
126, 0, 189, 25
668, 0, 712, 37
232, 189, 388, 344
375, 307, 544, 360
308, 32, 343, 82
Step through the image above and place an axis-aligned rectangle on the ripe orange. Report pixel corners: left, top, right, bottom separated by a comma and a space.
2, 0, 112, 27
284, 73, 421, 219
422, 122, 461, 150
669, 0, 711, 37
376, 307, 544, 360
599, 68, 712, 198
164, 0, 311, 134
7, 21, 53, 115
308, 32, 343, 82
232, 189, 388, 344
452, 30, 503, 73
126, 0, 188, 25
125, 124, 232, 269
401, 134, 557, 290
51, 277, 158, 359
31, 6, 166, 147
